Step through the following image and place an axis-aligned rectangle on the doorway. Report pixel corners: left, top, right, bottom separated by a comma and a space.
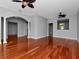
7, 22, 18, 44
49, 23, 53, 37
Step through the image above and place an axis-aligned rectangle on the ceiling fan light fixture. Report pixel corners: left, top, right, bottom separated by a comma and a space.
58, 12, 66, 18
22, 1, 28, 6
21, 1, 29, 8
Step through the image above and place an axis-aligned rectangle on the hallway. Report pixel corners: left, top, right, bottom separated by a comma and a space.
0, 37, 79, 59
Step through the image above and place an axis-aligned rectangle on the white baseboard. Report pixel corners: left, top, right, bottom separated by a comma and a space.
77, 40, 79, 43
0, 41, 7, 44
0, 41, 1, 44
27, 36, 31, 39
28, 35, 77, 40
3, 41, 7, 43
54, 36, 77, 40
29, 35, 48, 39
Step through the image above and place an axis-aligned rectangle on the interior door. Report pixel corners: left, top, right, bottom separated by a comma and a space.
49, 23, 53, 37
7, 22, 18, 44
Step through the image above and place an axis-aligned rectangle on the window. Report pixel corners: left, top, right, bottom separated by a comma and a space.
57, 19, 69, 30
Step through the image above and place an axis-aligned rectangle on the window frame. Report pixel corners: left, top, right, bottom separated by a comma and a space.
57, 19, 69, 30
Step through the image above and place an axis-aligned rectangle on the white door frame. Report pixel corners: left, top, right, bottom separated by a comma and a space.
3, 17, 7, 43
0, 17, 7, 44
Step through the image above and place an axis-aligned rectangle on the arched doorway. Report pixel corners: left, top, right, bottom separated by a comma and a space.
6, 16, 28, 44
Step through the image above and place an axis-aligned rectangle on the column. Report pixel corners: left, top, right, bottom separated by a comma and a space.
3, 17, 7, 43
28, 22, 31, 38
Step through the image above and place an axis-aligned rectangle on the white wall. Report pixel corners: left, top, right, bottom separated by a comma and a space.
77, 10, 79, 42
7, 16, 48, 39
7, 18, 28, 37
0, 7, 49, 44
8, 22, 17, 35
30, 15, 48, 39
0, 7, 32, 43
48, 16, 77, 40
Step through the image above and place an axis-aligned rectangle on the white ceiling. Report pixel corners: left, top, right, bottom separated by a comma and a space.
0, 0, 79, 19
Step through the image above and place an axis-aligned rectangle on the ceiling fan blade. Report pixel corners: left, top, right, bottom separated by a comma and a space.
13, 0, 22, 2
16, 1, 22, 2
25, 0, 36, 3
28, 3, 34, 8
21, 5, 26, 8
30, 0, 36, 3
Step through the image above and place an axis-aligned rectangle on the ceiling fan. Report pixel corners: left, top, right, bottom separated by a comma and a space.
13, 0, 36, 8
58, 12, 66, 18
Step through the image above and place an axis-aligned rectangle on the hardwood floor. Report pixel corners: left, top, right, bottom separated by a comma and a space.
0, 36, 79, 59
7, 35, 17, 45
